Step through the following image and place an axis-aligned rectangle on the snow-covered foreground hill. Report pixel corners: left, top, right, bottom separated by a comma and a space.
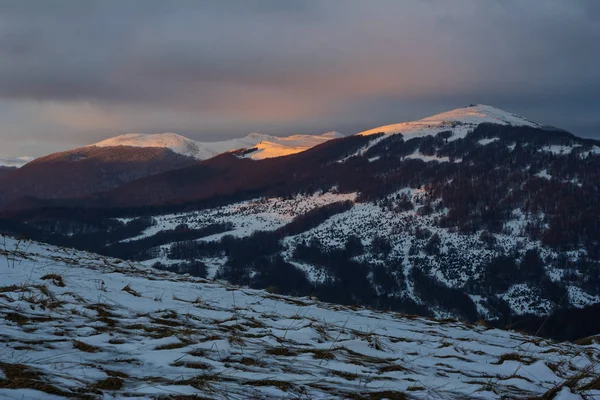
1, 237, 599, 399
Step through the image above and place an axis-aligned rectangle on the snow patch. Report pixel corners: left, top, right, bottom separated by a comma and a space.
478, 137, 499, 146
539, 145, 580, 155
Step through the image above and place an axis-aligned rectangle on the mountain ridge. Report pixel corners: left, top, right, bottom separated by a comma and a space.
90, 130, 347, 161
358, 104, 543, 138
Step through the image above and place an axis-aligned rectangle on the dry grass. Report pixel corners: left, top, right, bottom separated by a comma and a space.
154, 340, 191, 350
492, 353, 537, 366
198, 334, 222, 343
578, 374, 600, 391
72, 340, 101, 353
4, 312, 55, 325
4, 312, 30, 325
243, 379, 294, 391
342, 347, 392, 365
436, 354, 474, 363
188, 349, 208, 357
379, 364, 410, 373
345, 390, 408, 400
92, 377, 124, 391
265, 347, 298, 357
309, 348, 336, 360
171, 361, 212, 370
330, 370, 359, 381
312, 323, 333, 341
143, 325, 178, 339
574, 336, 599, 346
0, 362, 90, 399
121, 284, 141, 297
87, 303, 118, 327
0, 284, 22, 293
244, 317, 266, 329
151, 317, 182, 327
105, 370, 130, 379
40, 274, 65, 287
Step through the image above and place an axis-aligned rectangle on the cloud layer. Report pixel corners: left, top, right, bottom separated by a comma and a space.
0, 0, 598, 157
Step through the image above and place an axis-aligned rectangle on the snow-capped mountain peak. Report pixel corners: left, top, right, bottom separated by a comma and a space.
90, 131, 345, 161
90, 132, 206, 159
358, 104, 542, 139
0, 156, 35, 168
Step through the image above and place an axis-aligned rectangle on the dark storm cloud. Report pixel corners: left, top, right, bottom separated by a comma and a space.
0, 0, 598, 157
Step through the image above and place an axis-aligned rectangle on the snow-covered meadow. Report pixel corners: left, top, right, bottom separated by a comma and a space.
0, 237, 599, 399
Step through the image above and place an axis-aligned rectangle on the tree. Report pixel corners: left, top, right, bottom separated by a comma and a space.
371, 236, 392, 257
344, 235, 364, 257
424, 233, 441, 256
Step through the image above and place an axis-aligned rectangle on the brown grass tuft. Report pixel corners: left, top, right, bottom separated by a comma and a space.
40, 274, 65, 287
72, 340, 101, 353
121, 284, 141, 297
266, 347, 298, 357
243, 379, 294, 391
379, 364, 410, 373
309, 349, 336, 360
92, 377, 124, 391
0, 362, 88, 398
154, 340, 191, 350
492, 353, 537, 366
172, 361, 212, 370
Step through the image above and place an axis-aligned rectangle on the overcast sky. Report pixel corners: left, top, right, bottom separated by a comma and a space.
0, 0, 599, 157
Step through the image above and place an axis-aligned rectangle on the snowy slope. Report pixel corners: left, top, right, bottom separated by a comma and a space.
245, 131, 346, 160
358, 104, 542, 140
141, 187, 599, 316
0, 156, 34, 168
1, 236, 599, 400
90, 131, 345, 161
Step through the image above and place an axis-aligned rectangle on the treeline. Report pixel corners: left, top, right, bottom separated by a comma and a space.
101, 222, 234, 260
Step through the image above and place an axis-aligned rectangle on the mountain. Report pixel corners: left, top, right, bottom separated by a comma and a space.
0, 146, 199, 209
1, 105, 600, 340
0, 131, 345, 209
0, 156, 34, 168
0, 166, 16, 179
1, 235, 599, 399
358, 104, 543, 138
91, 130, 346, 160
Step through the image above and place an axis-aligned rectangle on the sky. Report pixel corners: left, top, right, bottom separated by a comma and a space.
0, 0, 599, 158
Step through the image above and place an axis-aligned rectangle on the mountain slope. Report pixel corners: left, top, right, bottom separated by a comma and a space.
89, 133, 368, 208
1, 236, 598, 400
2, 105, 600, 339
0, 166, 16, 179
0, 146, 198, 209
91, 131, 346, 161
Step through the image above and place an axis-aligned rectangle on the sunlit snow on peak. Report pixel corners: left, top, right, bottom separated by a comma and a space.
358, 104, 542, 139
89, 130, 345, 161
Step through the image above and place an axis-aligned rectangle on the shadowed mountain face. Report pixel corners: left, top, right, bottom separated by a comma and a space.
0, 166, 16, 179
0, 146, 198, 209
